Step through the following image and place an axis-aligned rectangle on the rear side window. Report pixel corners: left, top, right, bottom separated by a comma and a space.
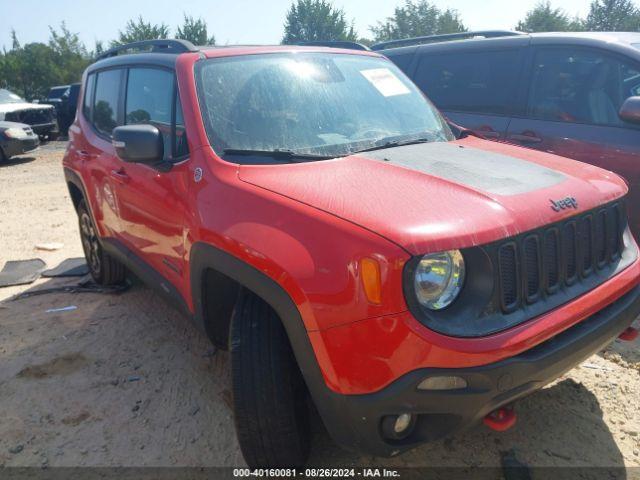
125, 67, 189, 161
82, 74, 95, 120
414, 49, 522, 115
528, 48, 640, 127
93, 69, 123, 136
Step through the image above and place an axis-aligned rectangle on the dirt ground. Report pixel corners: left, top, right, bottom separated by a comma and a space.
0, 142, 639, 471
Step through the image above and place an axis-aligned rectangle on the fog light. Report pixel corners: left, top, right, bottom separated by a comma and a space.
382, 413, 416, 440
418, 376, 468, 391
394, 413, 413, 434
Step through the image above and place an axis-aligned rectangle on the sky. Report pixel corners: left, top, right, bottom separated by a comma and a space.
1, 0, 596, 49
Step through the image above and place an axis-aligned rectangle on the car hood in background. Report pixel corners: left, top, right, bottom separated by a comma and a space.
239, 136, 628, 255
0, 102, 55, 113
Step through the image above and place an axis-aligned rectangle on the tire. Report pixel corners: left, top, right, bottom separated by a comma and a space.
77, 199, 126, 285
231, 289, 311, 468
0, 147, 6, 162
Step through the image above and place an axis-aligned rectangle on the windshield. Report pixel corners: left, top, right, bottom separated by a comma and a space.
48, 87, 69, 99
0, 89, 24, 104
196, 53, 453, 160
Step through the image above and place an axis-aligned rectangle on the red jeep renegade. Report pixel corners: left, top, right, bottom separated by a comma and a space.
63, 39, 640, 467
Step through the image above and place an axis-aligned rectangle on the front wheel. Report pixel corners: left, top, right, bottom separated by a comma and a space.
77, 200, 125, 285
231, 289, 311, 467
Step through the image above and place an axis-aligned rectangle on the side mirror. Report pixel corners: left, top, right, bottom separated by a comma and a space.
112, 124, 163, 164
619, 96, 640, 125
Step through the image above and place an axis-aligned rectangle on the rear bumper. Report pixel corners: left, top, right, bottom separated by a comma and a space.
317, 285, 640, 457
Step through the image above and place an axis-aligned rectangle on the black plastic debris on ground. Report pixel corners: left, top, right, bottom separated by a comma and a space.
12, 278, 131, 300
0, 259, 46, 287
42, 257, 89, 277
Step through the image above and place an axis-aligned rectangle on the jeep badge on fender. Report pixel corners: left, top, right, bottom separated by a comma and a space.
550, 197, 578, 212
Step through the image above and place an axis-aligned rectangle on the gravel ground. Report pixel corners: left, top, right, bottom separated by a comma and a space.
0, 142, 639, 471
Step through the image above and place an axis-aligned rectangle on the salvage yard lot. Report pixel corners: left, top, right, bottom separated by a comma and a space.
0, 142, 639, 469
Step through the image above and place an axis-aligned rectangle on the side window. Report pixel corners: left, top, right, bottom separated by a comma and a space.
527, 48, 640, 127
93, 69, 123, 136
82, 74, 95, 120
413, 49, 522, 115
174, 94, 189, 159
125, 68, 184, 160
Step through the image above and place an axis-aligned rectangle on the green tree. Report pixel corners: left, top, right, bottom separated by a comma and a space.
370, 0, 466, 43
1, 41, 59, 99
93, 40, 105, 59
176, 14, 215, 45
282, 0, 357, 43
516, 1, 584, 32
113, 16, 170, 46
585, 0, 640, 31
48, 22, 90, 85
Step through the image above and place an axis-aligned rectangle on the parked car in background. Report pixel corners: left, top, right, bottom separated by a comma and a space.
378, 32, 640, 239
0, 88, 59, 140
0, 121, 40, 161
64, 39, 640, 468
45, 85, 70, 104
42, 83, 81, 135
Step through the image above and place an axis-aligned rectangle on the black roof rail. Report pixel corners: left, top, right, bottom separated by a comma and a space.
95, 39, 198, 61
370, 30, 524, 51
293, 41, 370, 51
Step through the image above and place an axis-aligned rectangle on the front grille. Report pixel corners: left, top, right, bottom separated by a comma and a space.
497, 201, 625, 313
5, 108, 54, 125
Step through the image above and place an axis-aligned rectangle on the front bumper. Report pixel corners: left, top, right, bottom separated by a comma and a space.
31, 122, 59, 137
1, 135, 40, 158
317, 285, 640, 457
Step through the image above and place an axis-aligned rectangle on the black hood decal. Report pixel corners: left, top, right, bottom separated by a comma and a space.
363, 142, 566, 196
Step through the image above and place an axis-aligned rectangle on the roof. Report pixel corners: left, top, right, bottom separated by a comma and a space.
196, 45, 380, 59
89, 40, 381, 72
529, 31, 640, 45
379, 31, 640, 61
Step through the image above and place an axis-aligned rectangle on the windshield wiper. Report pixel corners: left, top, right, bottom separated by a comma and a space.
222, 148, 335, 162
350, 137, 434, 155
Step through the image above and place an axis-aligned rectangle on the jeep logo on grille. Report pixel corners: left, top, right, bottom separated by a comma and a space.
550, 197, 578, 212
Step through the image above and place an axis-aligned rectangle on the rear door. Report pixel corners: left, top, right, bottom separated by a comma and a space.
411, 43, 526, 140
81, 68, 126, 238
506, 46, 640, 238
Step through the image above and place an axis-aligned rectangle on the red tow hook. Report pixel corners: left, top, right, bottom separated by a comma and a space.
483, 406, 516, 432
618, 327, 639, 342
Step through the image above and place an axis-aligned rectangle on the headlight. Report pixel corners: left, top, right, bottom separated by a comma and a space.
414, 250, 465, 310
3, 128, 28, 139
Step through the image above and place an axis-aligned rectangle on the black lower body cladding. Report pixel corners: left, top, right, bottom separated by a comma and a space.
315, 286, 640, 456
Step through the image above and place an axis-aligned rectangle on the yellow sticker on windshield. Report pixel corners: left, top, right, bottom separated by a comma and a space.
360, 68, 411, 97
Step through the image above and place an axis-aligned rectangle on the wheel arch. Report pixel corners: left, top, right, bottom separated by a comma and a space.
190, 241, 307, 350
189, 241, 370, 452
64, 167, 88, 212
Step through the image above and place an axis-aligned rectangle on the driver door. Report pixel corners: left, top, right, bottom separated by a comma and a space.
111, 67, 191, 286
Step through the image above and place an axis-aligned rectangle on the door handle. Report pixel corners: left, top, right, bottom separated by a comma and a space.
110, 168, 130, 184
78, 150, 96, 160
508, 133, 542, 144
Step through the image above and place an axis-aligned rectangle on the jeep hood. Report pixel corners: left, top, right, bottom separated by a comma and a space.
238, 136, 628, 255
